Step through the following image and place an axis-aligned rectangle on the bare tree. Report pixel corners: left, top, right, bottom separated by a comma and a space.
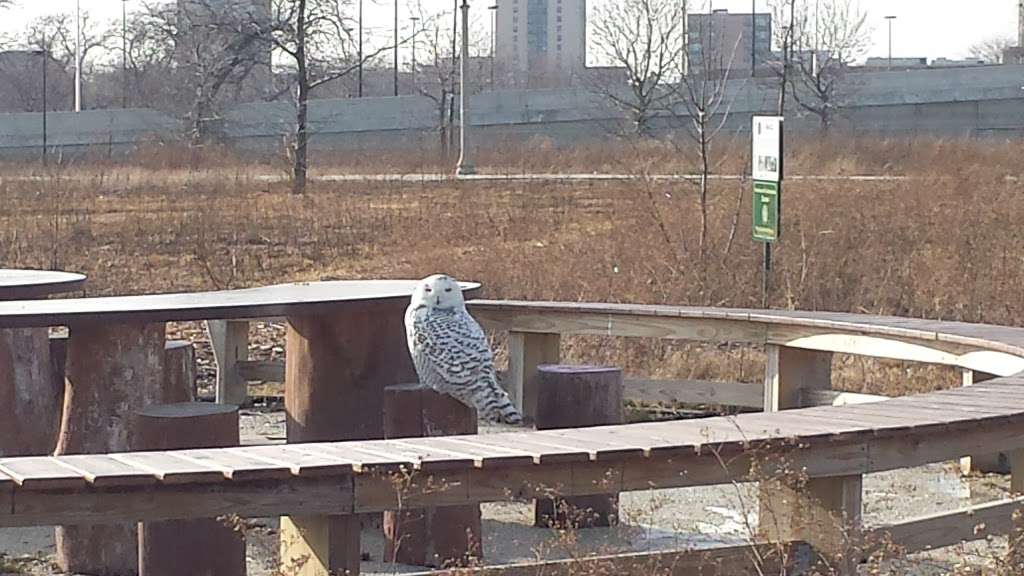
786, 0, 871, 130
589, 0, 687, 138
671, 5, 740, 264
23, 12, 113, 109
968, 36, 1015, 64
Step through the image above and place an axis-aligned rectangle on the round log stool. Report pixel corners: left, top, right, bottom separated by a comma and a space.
534, 365, 624, 529
135, 403, 246, 576
383, 384, 482, 568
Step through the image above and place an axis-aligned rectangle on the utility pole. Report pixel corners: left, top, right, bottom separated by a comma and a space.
358, 0, 364, 97
489, 4, 498, 89
34, 40, 47, 168
885, 15, 896, 70
74, 0, 81, 112
411, 16, 420, 90
394, 0, 399, 96
122, 0, 129, 109
456, 0, 475, 176
751, 0, 756, 77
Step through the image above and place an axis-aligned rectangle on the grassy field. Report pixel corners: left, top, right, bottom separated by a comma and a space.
1, 136, 1022, 397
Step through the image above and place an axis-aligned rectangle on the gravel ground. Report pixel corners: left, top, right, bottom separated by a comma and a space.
0, 408, 1013, 575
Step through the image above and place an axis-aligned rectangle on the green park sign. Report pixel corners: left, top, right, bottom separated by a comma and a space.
752, 180, 780, 242
752, 116, 784, 243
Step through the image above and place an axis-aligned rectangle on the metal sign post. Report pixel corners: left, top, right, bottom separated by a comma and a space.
752, 116, 784, 307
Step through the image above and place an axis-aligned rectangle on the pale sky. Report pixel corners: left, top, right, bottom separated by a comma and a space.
2, 0, 1019, 61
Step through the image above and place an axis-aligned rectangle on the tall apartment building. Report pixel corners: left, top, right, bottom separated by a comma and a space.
496, 0, 587, 88
687, 9, 772, 75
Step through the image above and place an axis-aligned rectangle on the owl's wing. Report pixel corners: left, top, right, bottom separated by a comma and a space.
412, 310, 494, 389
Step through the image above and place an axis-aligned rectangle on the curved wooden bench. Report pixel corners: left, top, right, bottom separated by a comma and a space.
1, 301, 1024, 574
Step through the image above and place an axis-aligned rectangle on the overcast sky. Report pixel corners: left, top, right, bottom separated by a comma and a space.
1, 0, 1019, 61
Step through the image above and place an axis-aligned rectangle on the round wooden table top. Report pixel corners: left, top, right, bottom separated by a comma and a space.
0, 279, 480, 328
0, 269, 87, 300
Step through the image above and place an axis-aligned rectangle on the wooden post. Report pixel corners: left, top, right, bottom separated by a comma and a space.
0, 328, 60, 456
759, 345, 860, 574
163, 341, 197, 404
281, 300, 417, 576
50, 335, 196, 405
763, 344, 832, 412
960, 369, 1004, 474
55, 321, 166, 576
533, 365, 623, 529
383, 384, 481, 567
506, 332, 560, 423
208, 319, 250, 406
136, 403, 245, 576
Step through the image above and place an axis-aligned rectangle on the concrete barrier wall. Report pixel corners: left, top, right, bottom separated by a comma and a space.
1, 65, 1023, 159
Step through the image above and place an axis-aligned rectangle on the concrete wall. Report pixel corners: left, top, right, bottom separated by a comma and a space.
1, 65, 1023, 159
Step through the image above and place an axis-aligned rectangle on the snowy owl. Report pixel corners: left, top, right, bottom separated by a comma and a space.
405, 274, 523, 425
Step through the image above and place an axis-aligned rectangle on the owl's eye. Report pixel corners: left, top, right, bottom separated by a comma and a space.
424, 286, 433, 293
444, 287, 453, 293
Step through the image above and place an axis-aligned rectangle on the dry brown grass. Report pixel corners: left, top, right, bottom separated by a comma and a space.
1, 135, 1022, 396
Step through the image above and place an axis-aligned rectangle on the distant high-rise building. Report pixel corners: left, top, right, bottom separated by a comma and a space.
496, 0, 587, 88
687, 9, 771, 75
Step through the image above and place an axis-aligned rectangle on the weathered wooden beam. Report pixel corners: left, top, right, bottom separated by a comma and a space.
207, 320, 250, 406
506, 332, 560, 421
406, 543, 808, 576
868, 497, 1024, 555
960, 369, 1005, 475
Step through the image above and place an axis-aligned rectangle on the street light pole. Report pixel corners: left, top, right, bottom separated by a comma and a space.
885, 15, 896, 70
74, 0, 81, 112
122, 0, 128, 109
394, 0, 399, 96
33, 42, 47, 168
751, 0, 756, 77
456, 0, 475, 176
489, 4, 497, 89
410, 16, 420, 91
358, 0, 364, 97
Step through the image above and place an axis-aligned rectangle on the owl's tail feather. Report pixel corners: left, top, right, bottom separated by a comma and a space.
475, 388, 523, 425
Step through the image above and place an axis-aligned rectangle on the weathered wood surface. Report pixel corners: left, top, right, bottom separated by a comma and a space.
469, 301, 1024, 375
2, 379, 1024, 528
0, 269, 85, 300
0, 280, 479, 328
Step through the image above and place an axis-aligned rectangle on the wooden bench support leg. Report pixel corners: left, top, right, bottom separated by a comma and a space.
763, 345, 833, 413
55, 321, 166, 576
761, 475, 863, 574
960, 369, 1004, 475
208, 319, 250, 406
0, 327, 60, 456
282, 302, 417, 576
282, 515, 361, 576
507, 332, 560, 423
383, 384, 482, 567
534, 365, 623, 529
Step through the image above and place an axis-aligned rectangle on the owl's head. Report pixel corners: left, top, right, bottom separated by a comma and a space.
411, 274, 465, 311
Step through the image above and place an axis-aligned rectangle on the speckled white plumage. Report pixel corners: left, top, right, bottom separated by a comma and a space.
405, 274, 522, 425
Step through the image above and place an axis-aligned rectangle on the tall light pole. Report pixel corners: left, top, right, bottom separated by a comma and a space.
489, 4, 497, 89
393, 0, 399, 96
358, 0, 364, 97
751, 0, 756, 77
122, 0, 129, 109
74, 0, 82, 112
456, 0, 474, 176
885, 15, 896, 70
33, 44, 47, 168
410, 16, 420, 91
